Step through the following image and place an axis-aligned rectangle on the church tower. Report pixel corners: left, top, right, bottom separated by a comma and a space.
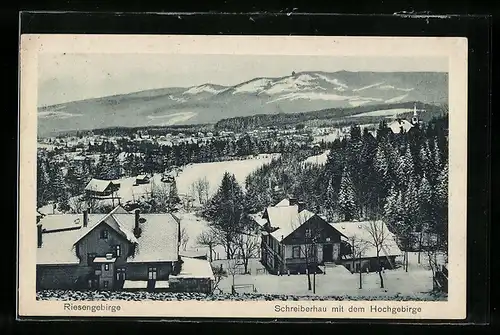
411, 103, 419, 125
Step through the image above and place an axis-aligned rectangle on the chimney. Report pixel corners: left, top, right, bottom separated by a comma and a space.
289, 198, 298, 206
133, 209, 142, 238
83, 210, 88, 227
37, 224, 43, 248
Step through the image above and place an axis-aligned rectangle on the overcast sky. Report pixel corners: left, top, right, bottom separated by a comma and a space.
38, 53, 448, 107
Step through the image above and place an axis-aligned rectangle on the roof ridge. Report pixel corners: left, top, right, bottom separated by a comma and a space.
73, 205, 132, 246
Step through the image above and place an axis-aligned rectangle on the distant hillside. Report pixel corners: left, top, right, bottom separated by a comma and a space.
38, 71, 448, 137
214, 101, 447, 132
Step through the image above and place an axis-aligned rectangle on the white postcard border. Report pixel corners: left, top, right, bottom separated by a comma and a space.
18, 34, 468, 319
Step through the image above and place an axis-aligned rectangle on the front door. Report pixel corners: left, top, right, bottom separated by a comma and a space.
323, 244, 334, 262
88, 276, 99, 290
115, 268, 126, 289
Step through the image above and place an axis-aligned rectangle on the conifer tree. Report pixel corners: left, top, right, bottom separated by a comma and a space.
202, 172, 248, 259
324, 177, 337, 221
416, 174, 433, 262
36, 156, 50, 208
434, 161, 448, 251
338, 166, 357, 221
168, 178, 181, 208
396, 145, 415, 189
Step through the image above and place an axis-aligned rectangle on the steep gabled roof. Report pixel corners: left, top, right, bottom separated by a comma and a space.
388, 119, 414, 134
73, 206, 138, 246
266, 206, 317, 241
274, 199, 290, 207
84, 178, 117, 192
38, 206, 180, 265
114, 213, 179, 263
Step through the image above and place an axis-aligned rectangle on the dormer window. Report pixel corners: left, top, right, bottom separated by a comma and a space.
100, 229, 109, 240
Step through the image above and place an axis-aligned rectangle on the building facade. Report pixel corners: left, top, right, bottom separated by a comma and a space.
257, 199, 346, 275
36, 205, 214, 293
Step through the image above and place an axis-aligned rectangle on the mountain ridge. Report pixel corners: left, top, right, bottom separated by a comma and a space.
38, 70, 448, 137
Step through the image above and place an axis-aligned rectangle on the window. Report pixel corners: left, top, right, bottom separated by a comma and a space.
103, 281, 108, 288
305, 228, 311, 238
104, 264, 109, 271
292, 246, 301, 258
115, 245, 121, 257
100, 229, 109, 239
148, 267, 157, 280
87, 253, 96, 266
116, 268, 126, 281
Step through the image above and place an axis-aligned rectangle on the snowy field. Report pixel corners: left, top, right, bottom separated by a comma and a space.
313, 133, 344, 143
36, 252, 446, 301
174, 154, 280, 196
302, 150, 330, 166
348, 108, 412, 118
176, 210, 227, 260
108, 153, 280, 204
215, 252, 444, 299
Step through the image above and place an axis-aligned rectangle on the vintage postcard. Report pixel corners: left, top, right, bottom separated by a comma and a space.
18, 34, 467, 319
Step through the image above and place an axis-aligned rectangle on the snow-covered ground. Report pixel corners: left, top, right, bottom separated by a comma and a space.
302, 150, 330, 166
176, 210, 227, 260
313, 133, 345, 143
37, 252, 445, 301
348, 108, 412, 118
173, 154, 280, 197
215, 252, 444, 298
85, 153, 280, 207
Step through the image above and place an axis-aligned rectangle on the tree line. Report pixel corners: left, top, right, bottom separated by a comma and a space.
243, 115, 449, 255
214, 101, 445, 132
36, 132, 322, 209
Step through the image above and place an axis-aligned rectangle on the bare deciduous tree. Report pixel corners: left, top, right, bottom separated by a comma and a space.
290, 209, 323, 292
235, 232, 260, 274
226, 258, 244, 294
83, 186, 102, 214
197, 228, 220, 262
210, 264, 227, 294
347, 235, 369, 289
180, 227, 189, 251
150, 181, 171, 213
364, 220, 391, 289
194, 177, 210, 205
68, 195, 86, 214
422, 222, 446, 291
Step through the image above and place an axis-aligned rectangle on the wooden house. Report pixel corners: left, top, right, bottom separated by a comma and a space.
135, 174, 150, 185
256, 198, 347, 275
85, 178, 121, 198
36, 205, 215, 293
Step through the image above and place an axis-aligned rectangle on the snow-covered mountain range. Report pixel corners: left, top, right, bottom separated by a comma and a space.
38, 71, 448, 136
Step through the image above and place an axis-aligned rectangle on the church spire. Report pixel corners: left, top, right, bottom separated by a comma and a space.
411, 103, 419, 125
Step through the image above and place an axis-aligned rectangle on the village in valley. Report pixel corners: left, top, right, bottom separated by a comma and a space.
34, 61, 450, 302
35, 101, 449, 302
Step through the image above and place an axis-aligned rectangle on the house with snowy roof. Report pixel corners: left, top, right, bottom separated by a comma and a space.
256, 198, 347, 275
36, 205, 215, 293
388, 103, 423, 134
332, 220, 402, 273
85, 178, 121, 198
